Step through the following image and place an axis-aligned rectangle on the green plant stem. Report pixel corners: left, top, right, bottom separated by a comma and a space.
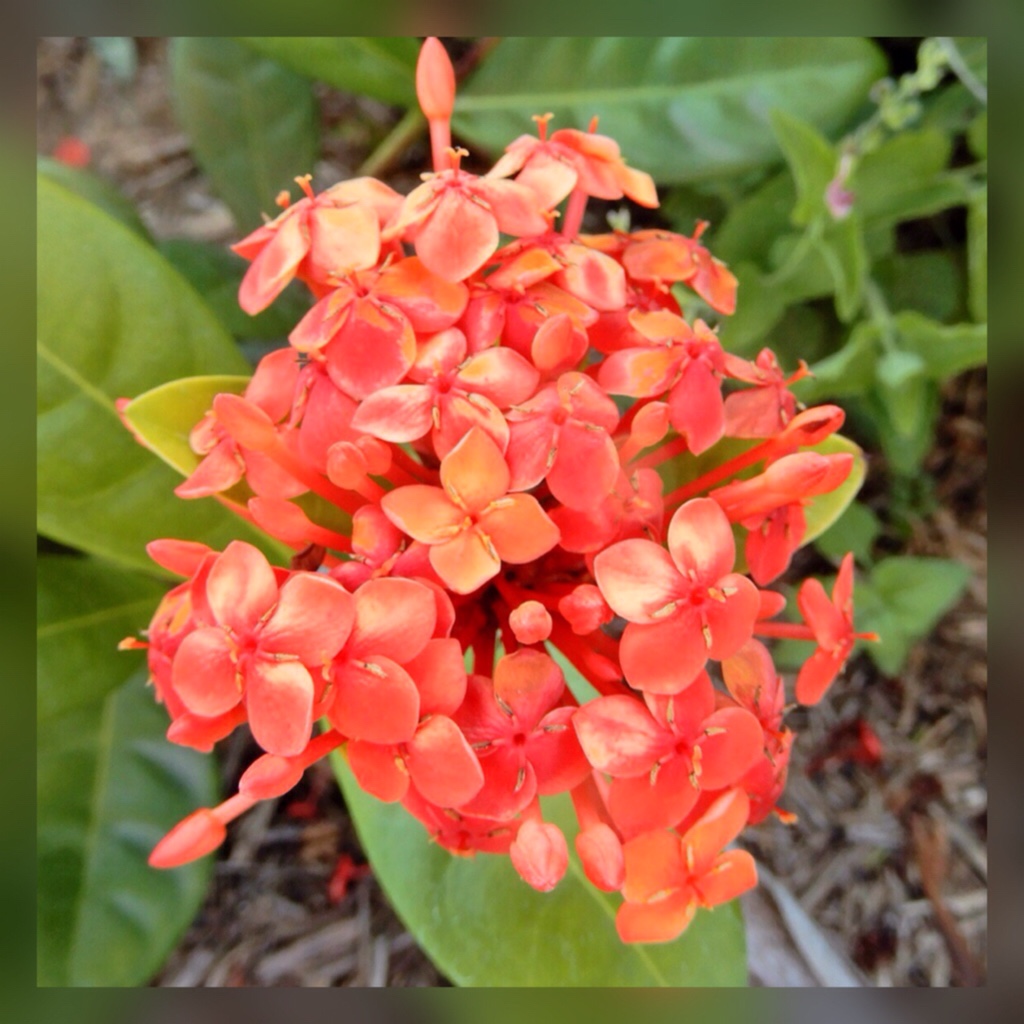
937, 37, 988, 105
357, 107, 426, 179
764, 218, 823, 288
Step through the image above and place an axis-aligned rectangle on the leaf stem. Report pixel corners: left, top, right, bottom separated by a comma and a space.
357, 107, 427, 179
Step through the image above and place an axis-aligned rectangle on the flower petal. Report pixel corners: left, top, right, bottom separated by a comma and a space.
346, 739, 409, 803
380, 485, 463, 543
404, 638, 467, 717
440, 427, 510, 513
593, 538, 681, 623
696, 706, 764, 790
572, 694, 668, 776
619, 615, 709, 694
693, 849, 757, 907
406, 715, 484, 807
477, 494, 560, 564
608, 756, 701, 839
492, 648, 563, 731
329, 657, 420, 744
205, 541, 278, 634
171, 627, 240, 717
245, 659, 314, 757
351, 385, 434, 442
429, 529, 502, 595
546, 420, 619, 510
415, 188, 498, 282
666, 498, 735, 583
260, 572, 355, 664
347, 577, 437, 664
621, 829, 686, 903
616, 893, 697, 944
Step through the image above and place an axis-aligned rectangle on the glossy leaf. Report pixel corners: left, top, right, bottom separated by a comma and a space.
37, 175, 266, 573
169, 38, 320, 228
801, 434, 867, 545
455, 38, 885, 184
38, 554, 217, 986
236, 37, 419, 105
333, 756, 746, 986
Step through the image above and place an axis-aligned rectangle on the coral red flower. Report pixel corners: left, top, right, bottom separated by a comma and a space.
795, 553, 877, 705
170, 541, 354, 756
381, 428, 560, 594
616, 788, 757, 943
594, 498, 759, 693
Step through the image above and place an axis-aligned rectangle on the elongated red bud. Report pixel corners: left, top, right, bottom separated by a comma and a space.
239, 753, 305, 800
149, 809, 226, 868
146, 538, 213, 577
416, 37, 456, 122
576, 823, 625, 892
510, 820, 568, 892
776, 405, 845, 448
558, 584, 613, 636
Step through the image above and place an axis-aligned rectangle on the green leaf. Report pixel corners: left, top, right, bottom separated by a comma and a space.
875, 250, 964, 323
158, 239, 311, 340
169, 38, 320, 229
856, 556, 970, 675
333, 756, 746, 987
38, 555, 166, 724
236, 37, 419, 106
712, 172, 795, 267
817, 214, 867, 321
769, 110, 835, 226
814, 500, 881, 566
968, 189, 987, 323
455, 38, 885, 184
894, 312, 987, 380
121, 375, 250, 477
795, 321, 879, 404
36, 157, 150, 238
37, 174, 271, 573
38, 555, 217, 986
851, 131, 968, 227
870, 379, 940, 476
715, 262, 787, 354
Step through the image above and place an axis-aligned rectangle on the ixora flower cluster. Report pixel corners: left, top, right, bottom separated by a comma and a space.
123, 39, 875, 944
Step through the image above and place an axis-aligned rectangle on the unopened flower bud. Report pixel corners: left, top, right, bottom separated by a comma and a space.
148, 809, 226, 869
509, 600, 553, 645
510, 820, 568, 893
576, 823, 625, 892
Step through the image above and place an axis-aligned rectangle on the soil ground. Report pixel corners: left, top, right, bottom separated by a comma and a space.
37, 37, 987, 987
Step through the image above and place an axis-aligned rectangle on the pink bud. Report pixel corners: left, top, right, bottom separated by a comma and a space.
510, 820, 568, 892
509, 600, 553, 645
629, 401, 670, 450
575, 823, 625, 892
149, 809, 226, 869
416, 38, 455, 122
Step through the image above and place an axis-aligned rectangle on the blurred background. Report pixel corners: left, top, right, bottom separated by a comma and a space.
36, 36, 986, 987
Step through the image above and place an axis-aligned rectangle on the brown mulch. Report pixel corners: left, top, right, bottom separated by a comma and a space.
37, 37, 987, 988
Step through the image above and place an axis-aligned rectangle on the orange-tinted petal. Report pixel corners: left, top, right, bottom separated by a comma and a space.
693, 849, 758, 907
378, 256, 468, 332
403, 638, 467, 717
598, 346, 679, 398
347, 739, 409, 803
330, 657, 420, 744
546, 420, 619, 510
616, 892, 697, 944
619, 615, 709, 694
696, 706, 764, 790
429, 528, 502, 595
621, 829, 686, 903
493, 648, 564, 731
440, 427, 510, 513
351, 384, 434, 442
415, 188, 498, 282
608, 757, 701, 839
305, 201, 380, 281
261, 572, 355, 664
572, 694, 668, 777
380, 485, 463, 543
682, 787, 751, 877
477, 493, 560, 564
238, 211, 308, 315
667, 498, 735, 584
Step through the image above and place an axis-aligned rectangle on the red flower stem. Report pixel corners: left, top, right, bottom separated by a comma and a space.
390, 445, 433, 484
570, 775, 617, 832
634, 435, 689, 470
753, 621, 815, 641
211, 792, 257, 826
560, 187, 589, 239
662, 438, 780, 509
298, 728, 346, 768
547, 620, 632, 698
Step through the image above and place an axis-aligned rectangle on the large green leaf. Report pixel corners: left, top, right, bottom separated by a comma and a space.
334, 756, 746, 987
169, 38, 320, 228
769, 110, 835, 227
893, 312, 987, 381
455, 38, 885, 184
38, 554, 217, 986
36, 157, 150, 238
236, 37, 419, 105
37, 175, 271, 573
